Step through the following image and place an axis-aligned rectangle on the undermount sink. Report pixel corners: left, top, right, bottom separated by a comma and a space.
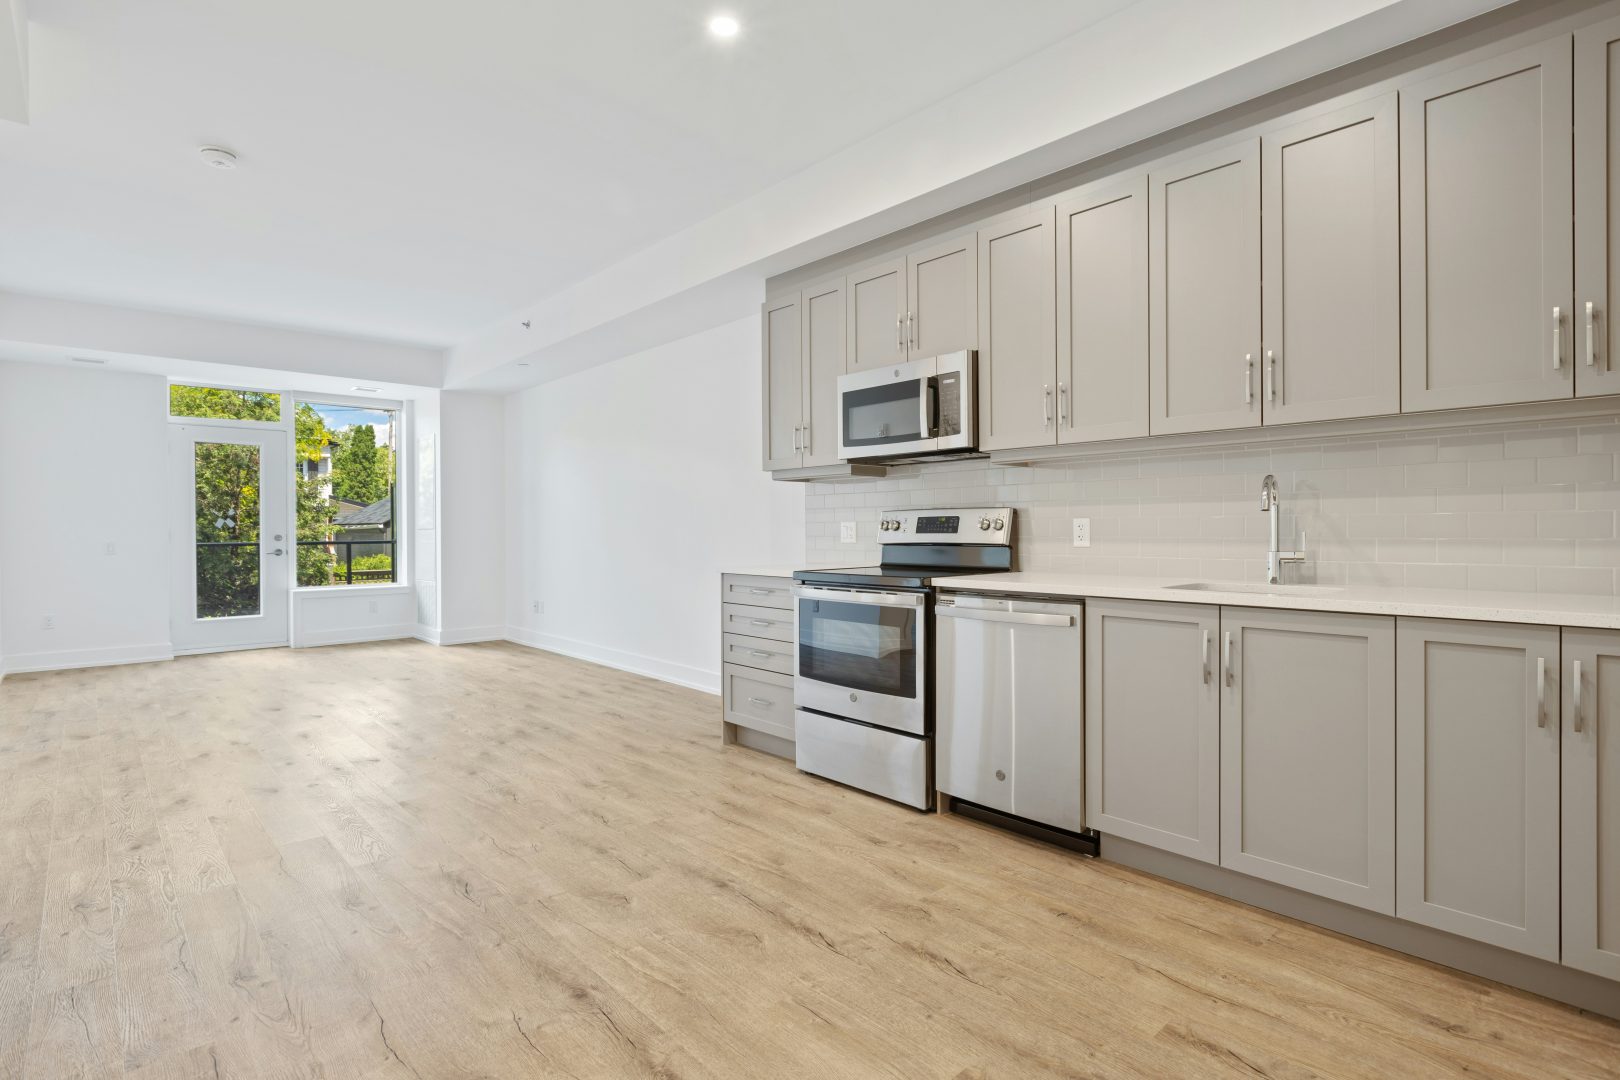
1165, 581, 1345, 598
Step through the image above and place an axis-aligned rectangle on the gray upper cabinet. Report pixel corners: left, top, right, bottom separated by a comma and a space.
1576, 18, 1620, 398
799, 276, 845, 467
906, 232, 977, 361
1149, 137, 1262, 435
1400, 37, 1574, 412
1395, 618, 1561, 961
1085, 599, 1221, 863
845, 256, 907, 373
1561, 627, 1620, 981
1220, 609, 1396, 914
761, 292, 803, 470
977, 205, 1058, 453
1261, 94, 1400, 425
1056, 175, 1149, 443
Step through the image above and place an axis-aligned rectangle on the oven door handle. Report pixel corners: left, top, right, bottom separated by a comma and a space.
792, 585, 925, 609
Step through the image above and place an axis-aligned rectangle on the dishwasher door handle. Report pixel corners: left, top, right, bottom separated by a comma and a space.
936, 607, 1075, 627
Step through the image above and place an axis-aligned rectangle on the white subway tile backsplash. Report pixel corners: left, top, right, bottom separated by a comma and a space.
803, 416, 1620, 595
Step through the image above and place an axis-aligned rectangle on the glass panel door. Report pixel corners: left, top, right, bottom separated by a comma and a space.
171, 426, 290, 652
798, 596, 919, 698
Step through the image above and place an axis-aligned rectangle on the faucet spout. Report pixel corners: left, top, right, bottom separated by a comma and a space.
1259, 474, 1305, 584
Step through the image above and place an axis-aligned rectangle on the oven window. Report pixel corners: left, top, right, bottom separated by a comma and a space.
842, 379, 924, 448
798, 598, 917, 698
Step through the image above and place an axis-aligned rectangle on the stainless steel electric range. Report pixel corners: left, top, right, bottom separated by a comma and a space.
791, 507, 1013, 809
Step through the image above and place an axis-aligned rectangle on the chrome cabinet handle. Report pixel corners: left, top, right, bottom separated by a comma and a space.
747, 588, 772, 595
747, 696, 773, 708
1202, 629, 1211, 683
1244, 355, 1254, 405
1223, 631, 1233, 687
1553, 307, 1564, 371
1043, 385, 1053, 427
749, 618, 773, 627
792, 426, 800, 453
1058, 382, 1069, 427
1266, 350, 1277, 403
896, 314, 903, 352
907, 310, 915, 350
1536, 656, 1547, 726
748, 649, 773, 659
1574, 659, 1585, 733
1587, 302, 1597, 368
801, 424, 810, 454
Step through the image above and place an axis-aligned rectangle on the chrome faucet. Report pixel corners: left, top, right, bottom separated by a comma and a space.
1260, 474, 1306, 585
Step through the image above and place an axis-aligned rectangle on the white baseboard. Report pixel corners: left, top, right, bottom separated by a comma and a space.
1, 641, 175, 676
435, 625, 505, 646
293, 623, 417, 649
504, 626, 719, 694
413, 623, 441, 645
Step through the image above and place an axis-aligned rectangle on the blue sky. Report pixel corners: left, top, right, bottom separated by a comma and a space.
307, 403, 393, 431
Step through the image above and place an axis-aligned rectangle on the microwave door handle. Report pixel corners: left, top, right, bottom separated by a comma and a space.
922, 378, 939, 438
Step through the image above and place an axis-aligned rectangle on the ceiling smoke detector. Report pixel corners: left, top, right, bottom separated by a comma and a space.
198, 146, 239, 170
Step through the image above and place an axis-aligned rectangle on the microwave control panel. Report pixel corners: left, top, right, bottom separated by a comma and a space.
936, 371, 962, 437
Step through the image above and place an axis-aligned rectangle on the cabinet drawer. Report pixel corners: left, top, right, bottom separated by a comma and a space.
723, 633, 794, 676
722, 603, 794, 642
722, 574, 793, 610
723, 665, 795, 741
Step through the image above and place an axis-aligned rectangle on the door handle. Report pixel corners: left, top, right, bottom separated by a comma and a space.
1223, 631, 1233, 687
1586, 301, 1597, 368
1553, 307, 1564, 371
270, 548, 285, 557
1202, 629, 1211, 683
1573, 659, 1584, 733
1536, 656, 1547, 727
1244, 355, 1254, 405
1266, 350, 1277, 403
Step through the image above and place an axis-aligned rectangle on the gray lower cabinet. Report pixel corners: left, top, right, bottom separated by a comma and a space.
1149, 137, 1262, 436
1085, 599, 1221, 862
1399, 36, 1574, 412
721, 574, 796, 747
1395, 618, 1562, 961
936, 595, 1084, 831
1219, 609, 1395, 914
1561, 628, 1620, 980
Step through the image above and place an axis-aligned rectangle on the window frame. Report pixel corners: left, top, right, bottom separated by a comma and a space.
291, 395, 407, 591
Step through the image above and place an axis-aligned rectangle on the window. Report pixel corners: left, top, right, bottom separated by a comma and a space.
294, 402, 399, 586
170, 384, 281, 421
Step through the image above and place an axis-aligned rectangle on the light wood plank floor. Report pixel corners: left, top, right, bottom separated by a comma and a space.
0, 640, 1616, 1079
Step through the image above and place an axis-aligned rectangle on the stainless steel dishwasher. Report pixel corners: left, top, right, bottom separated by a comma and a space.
935, 592, 1089, 843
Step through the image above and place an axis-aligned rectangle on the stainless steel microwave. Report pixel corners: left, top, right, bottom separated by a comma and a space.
837, 350, 976, 461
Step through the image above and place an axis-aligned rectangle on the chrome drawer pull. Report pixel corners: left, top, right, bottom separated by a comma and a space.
1586, 301, 1597, 368
747, 697, 773, 708
1573, 659, 1584, 733
747, 588, 773, 595
1202, 629, 1211, 683
1553, 307, 1564, 371
748, 650, 773, 659
1244, 355, 1254, 405
1536, 656, 1547, 727
1223, 631, 1233, 687
749, 618, 773, 627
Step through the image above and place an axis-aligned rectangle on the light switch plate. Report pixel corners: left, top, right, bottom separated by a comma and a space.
1072, 518, 1091, 547
840, 521, 857, 544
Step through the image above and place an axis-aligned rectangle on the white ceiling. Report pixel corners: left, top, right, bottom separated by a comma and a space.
0, 0, 1138, 347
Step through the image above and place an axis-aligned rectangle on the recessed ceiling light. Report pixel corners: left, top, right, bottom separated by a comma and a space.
707, 13, 740, 39
351, 385, 380, 393
198, 146, 238, 170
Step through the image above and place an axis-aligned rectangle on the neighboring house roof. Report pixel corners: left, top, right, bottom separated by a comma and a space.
333, 496, 392, 528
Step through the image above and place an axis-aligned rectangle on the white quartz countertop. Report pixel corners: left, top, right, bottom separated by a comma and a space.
724, 567, 800, 579
941, 571, 1620, 630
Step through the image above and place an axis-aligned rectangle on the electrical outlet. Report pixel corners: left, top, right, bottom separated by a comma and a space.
533, 600, 544, 614
1072, 518, 1091, 548
42, 614, 55, 631
104, 542, 117, 556
840, 521, 857, 544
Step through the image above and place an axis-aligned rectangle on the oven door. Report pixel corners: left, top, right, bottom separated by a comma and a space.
837, 358, 937, 460
792, 584, 927, 735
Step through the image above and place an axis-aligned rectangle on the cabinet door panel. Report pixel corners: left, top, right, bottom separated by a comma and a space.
907, 233, 977, 361
1395, 618, 1561, 960
1261, 94, 1399, 425
1400, 38, 1573, 411
1576, 19, 1620, 397
977, 206, 1057, 452
1057, 176, 1149, 443
1221, 609, 1395, 913
1150, 138, 1262, 435
800, 277, 845, 467
845, 258, 907, 372
1085, 599, 1220, 862
761, 293, 802, 470
1562, 628, 1620, 980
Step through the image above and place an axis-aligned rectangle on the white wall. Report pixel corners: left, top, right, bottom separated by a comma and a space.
0, 361, 171, 672
437, 391, 506, 642
291, 585, 417, 648
504, 313, 804, 692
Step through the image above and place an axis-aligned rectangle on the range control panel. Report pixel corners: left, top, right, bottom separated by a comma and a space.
875, 507, 1013, 546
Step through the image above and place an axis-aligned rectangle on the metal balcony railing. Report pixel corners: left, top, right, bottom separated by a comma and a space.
196, 539, 397, 585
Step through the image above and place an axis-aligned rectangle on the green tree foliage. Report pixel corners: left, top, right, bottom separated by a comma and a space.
295, 404, 337, 586
170, 384, 280, 421
331, 424, 392, 504
193, 442, 262, 617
